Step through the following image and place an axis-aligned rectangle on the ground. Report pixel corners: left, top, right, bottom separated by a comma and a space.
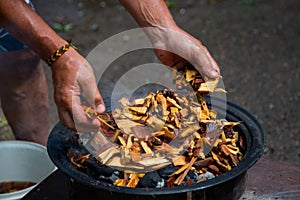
0, 0, 299, 165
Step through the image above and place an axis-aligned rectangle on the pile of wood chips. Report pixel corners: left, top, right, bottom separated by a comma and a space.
80, 67, 244, 188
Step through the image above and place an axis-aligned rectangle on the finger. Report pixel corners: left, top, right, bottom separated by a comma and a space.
54, 92, 77, 130
192, 46, 220, 79
56, 87, 101, 132
204, 51, 220, 78
77, 62, 106, 113
57, 108, 76, 130
94, 89, 106, 113
80, 78, 105, 114
173, 30, 220, 79
72, 90, 102, 132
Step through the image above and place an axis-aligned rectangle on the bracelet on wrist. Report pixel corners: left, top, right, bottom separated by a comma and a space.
46, 39, 77, 66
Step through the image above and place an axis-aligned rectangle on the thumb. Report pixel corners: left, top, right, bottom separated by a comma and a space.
82, 83, 105, 113
202, 57, 220, 79
193, 47, 221, 79
94, 90, 106, 113
77, 61, 106, 113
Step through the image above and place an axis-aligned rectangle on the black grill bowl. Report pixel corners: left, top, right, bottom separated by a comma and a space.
47, 99, 265, 200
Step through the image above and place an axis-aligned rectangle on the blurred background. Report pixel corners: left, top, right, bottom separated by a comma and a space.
0, 0, 299, 165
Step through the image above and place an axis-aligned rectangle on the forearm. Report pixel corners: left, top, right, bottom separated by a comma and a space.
119, 0, 177, 29
120, 0, 220, 78
119, 0, 182, 48
0, 0, 66, 60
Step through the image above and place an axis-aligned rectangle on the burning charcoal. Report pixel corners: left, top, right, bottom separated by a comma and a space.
85, 157, 115, 178
157, 164, 180, 179
138, 171, 165, 188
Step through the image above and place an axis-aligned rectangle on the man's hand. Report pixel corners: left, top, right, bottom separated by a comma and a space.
120, 0, 220, 79
0, 0, 105, 132
51, 48, 105, 132
152, 27, 220, 79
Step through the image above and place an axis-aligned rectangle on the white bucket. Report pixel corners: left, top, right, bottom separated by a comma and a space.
0, 140, 56, 200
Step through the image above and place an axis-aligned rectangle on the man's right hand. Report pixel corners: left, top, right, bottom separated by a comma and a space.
51, 48, 105, 132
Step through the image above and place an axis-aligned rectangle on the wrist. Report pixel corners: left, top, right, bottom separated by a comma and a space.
45, 39, 78, 67
50, 47, 83, 71
145, 24, 181, 48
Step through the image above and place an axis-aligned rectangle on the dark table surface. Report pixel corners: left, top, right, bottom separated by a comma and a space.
21, 157, 300, 200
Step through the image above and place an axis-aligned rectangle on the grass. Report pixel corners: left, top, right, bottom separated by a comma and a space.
0, 117, 14, 141
165, 0, 177, 9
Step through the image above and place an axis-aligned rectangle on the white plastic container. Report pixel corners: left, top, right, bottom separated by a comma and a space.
0, 140, 56, 200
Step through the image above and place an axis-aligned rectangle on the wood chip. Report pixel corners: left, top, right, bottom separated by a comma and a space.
118, 136, 127, 147
127, 174, 139, 188
80, 85, 242, 180
174, 157, 197, 185
119, 97, 130, 107
166, 97, 182, 109
221, 144, 231, 156
171, 163, 189, 176
129, 106, 148, 115
162, 127, 175, 140
172, 155, 187, 166
156, 94, 168, 115
114, 179, 127, 187
98, 146, 120, 165
140, 141, 153, 154
130, 151, 141, 162
133, 98, 145, 105
198, 78, 219, 93
138, 157, 170, 168
130, 125, 152, 139
226, 144, 240, 155
194, 157, 214, 168
179, 108, 189, 118
185, 70, 197, 82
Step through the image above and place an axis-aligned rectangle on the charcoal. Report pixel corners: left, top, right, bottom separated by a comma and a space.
162, 89, 175, 97
157, 164, 179, 178
185, 171, 198, 181
97, 173, 120, 184
85, 157, 115, 178
138, 171, 165, 188
198, 172, 215, 181
198, 122, 207, 135
68, 134, 89, 153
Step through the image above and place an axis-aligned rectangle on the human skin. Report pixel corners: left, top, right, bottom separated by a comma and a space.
0, 0, 220, 136
0, 0, 105, 132
120, 0, 220, 79
0, 50, 49, 145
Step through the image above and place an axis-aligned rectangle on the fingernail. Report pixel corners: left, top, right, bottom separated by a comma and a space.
209, 69, 220, 78
96, 104, 105, 113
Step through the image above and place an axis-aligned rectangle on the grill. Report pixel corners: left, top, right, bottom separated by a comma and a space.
47, 97, 265, 200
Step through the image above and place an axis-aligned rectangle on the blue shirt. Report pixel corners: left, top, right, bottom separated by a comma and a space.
0, 0, 35, 52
